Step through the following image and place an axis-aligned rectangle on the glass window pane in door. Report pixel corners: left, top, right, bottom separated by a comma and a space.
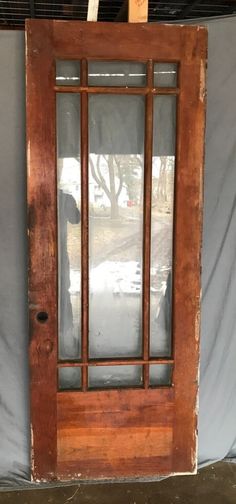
150, 95, 176, 357
88, 61, 146, 87
58, 367, 81, 390
89, 94, 145, 358
149, 364, 173, 386
88, 365, 142, 389
56, 60, 80, 86
57, 94, 81, 360
154, 63, 177, 87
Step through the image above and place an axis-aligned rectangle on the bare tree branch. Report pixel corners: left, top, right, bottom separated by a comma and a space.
96, 155, 111, 199
89, 156, 101, 187
114, 155, 123, 199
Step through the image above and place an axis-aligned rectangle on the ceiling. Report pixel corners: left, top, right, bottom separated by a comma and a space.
0, 0, 236, 28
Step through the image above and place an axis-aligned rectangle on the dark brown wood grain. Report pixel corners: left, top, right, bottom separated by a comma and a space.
57, 388, 173, 479
51, 21, 206, 62
26, 20, 57, 481
172, 27, 207, 474
26, 19, 207, 481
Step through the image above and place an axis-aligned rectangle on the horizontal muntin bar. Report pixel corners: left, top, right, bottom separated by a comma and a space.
58, 358, 174, 367
54, 85, 179, 95
55, 85, 148, 95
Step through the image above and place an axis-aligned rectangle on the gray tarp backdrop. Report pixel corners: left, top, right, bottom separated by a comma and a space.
0, 16, 236, 486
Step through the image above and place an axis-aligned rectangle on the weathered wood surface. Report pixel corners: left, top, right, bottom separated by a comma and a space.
26, 20, 57, 481
57, 389, 174, 479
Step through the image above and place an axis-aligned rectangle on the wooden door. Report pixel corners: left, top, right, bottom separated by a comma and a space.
26, 20, 207, 482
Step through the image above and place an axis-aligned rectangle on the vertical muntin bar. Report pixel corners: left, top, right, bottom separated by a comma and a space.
142, 60, 154, 388
81, 59, 89, 391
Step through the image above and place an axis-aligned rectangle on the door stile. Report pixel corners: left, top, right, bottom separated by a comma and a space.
172, 29, 207, 473
26, 20, 58, 481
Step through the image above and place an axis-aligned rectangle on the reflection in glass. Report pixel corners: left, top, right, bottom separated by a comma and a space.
89, 94, 145, 358
89, 365, 142, 388
57, 94, 81, 360
154, 63, 177, 88
58, 367, 81, 390
149, 364, 173, 386
56, 60, 80, 86
88, 61, 146, 87
150, 96, 176, 357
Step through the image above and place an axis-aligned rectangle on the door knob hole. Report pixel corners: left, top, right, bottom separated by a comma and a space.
36, 311, 49, 323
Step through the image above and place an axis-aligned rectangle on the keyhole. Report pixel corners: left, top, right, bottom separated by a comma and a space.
36, 311, 49, 323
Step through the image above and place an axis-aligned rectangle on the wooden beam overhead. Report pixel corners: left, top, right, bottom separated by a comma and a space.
29, 0, 35, 18
87, 0, 100, 21
115, 0, 128, 22
128, 0, 148, 23
177, 0, 201, 19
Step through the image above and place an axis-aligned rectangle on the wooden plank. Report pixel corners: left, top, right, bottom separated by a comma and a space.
172, 27, 207, 473
59, 428, 172, 460
26, 19, 57, 481
58, 388, 174, 428
87, 0, 99, 21
128, 0, 148, 22
57, 456, 172, 480
57, 389, 174, 479
52, 21, 206, 62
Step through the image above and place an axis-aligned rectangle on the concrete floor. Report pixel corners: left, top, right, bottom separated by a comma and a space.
0, 462, 236, 504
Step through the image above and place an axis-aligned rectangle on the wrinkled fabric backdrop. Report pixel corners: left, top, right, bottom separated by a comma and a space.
0, 16, 236, 486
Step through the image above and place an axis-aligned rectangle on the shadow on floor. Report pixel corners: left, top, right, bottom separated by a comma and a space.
0, 462, 236, 504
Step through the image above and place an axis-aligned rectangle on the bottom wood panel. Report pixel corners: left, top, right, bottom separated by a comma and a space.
57, 388, 174, 480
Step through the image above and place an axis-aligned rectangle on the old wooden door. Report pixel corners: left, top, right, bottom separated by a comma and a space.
26, 20, 207, 482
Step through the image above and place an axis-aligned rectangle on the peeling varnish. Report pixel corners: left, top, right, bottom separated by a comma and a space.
199, 59, 206, 103
195, 305, 201, 343
31, 423, 35, 482
27, 139, 31, 178
191, 435, 198, 474
29, 303, 40, 310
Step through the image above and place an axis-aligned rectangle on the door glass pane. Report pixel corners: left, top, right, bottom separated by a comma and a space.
149, 364, 173, 386
89, 94, 145, 358
56, 60, 80, 86
154, 63, 177, 87
88, 61, 146, 87
57, 94, 81, 360
89, 365, 142, 389
58, 367, 81, 390
150, 95, 176, 357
